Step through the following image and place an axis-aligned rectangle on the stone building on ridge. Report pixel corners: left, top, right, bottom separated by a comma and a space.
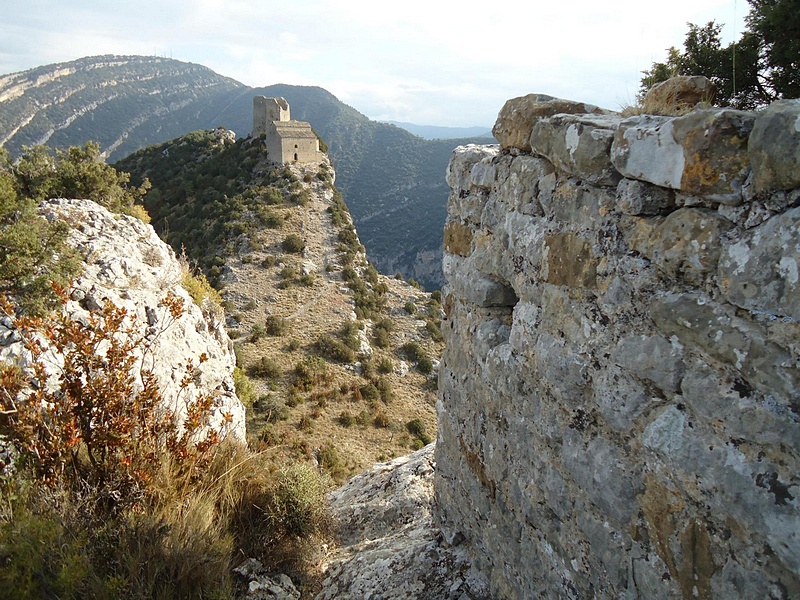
252, 96, 323, 164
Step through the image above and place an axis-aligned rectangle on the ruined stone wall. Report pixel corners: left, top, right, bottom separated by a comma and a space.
434, 95, 800, 599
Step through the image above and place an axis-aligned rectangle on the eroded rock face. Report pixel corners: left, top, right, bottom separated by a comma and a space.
436, 98, 800, 599
316, 444, 488, 600
1, 198, 245, 440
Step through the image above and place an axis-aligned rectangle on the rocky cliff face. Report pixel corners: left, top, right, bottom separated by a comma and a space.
435, 95, 800, 598
1, 198, 246, 440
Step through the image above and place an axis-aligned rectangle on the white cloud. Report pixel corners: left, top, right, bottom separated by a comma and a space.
0, 0, 746, 126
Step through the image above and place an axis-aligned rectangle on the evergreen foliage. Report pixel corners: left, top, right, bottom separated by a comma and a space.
641, 0, 799, 108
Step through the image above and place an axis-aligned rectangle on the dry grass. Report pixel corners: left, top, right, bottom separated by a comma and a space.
0, 441, 333, 599
224, 160, 443, 477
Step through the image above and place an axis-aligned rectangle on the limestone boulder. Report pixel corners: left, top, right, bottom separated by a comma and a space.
443, 253, 518, 308
492, 94, 607, 152
1, 198, 246, 440
611, 109, 755, 204
445, 145, 498, 224
642, 75, 716, 114
748, 99, 800, 193
530, 114, 622, 186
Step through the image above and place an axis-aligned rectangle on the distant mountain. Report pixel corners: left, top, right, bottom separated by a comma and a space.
384, 121, 494, 140
0, 55, 493, 289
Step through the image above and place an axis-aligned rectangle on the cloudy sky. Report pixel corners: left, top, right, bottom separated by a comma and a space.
1, 0, 745, 127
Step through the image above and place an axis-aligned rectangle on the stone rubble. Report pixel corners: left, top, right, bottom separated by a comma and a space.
435, 90, 800, 599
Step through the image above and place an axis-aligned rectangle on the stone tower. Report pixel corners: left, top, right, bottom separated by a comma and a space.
252, 96, 322, 164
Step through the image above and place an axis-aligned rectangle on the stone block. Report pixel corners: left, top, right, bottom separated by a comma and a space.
718, 206, 800, 320
616, 178, 675, 215
748, 99, 800, 193
542, 232, 598, 288
492, 93, 607, 152
470, 158, 497, 189
446, 144, 499, 197
622, 207, 733, 284
612, 334, 685, 394
492, 154, 553, 216
530, 113, 622, 186
650, 292, 800, 403
611, 109, 755, 204
562, 428, 643, 527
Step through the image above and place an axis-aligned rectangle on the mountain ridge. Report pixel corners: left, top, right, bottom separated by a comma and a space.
0, 55, 493, 289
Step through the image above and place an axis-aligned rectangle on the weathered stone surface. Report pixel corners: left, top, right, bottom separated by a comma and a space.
2, 199, 245, 440
443, 220, 473, 256
642, 75, 716, 114
445, 144, 498, 224
492, 93, 606, 152
749, 99, 800, 193
612, 109, 755, 204
316, 444, 488, 600
612, 334, 685, 394
443, 253, 518, 307
623, 207, 734, 284
437, 93, 800, 599
541, 232, 598, 288
616, 177, 675, 215
435, 94, 800, 600
650, 292, 800, 403
530, 113, 622, 185
718, 206, 800, 320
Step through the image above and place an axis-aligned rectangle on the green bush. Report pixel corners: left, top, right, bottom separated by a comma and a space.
234, 365, 257, 406
248, 356, 283, 380
263, 187, 284, 205
265, 315, 287, 336
406, 418, 433, 445
337, 411, 356, 427
282, 234, 305, 254
256, 395, 290, 423
250, 324, 266, 343
315, 335, 356, 363
377, 357, 394, 374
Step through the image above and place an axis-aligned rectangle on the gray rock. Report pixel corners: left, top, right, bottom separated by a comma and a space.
642, 75, 716, 114
611, 109, 755, 204
530, 113, 622, 185
1, 199, 246, 441
622, 207, 734, 285
616, 178, 675, 215
748, 99, 800, 193
718, 206, 800, 320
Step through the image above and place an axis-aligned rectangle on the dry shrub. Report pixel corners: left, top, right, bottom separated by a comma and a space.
0, 291, 332, 598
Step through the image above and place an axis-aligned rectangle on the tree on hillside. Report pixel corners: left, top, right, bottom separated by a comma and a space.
640, 0, 799, 109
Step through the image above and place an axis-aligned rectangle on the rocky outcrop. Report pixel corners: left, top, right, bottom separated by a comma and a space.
316, 444, 488, 600
0, 198, 245, 440
436, 96, 799, 599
